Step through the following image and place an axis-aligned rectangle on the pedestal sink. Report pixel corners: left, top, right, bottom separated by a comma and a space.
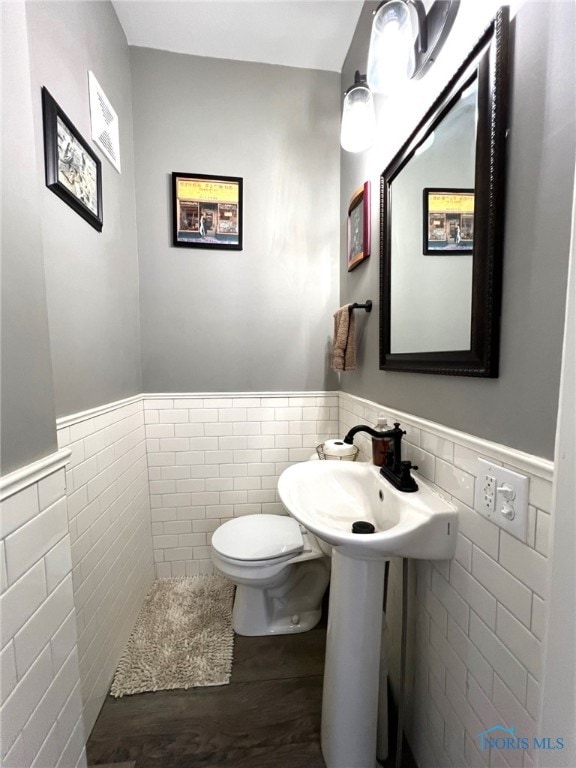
278, 460, 458, 768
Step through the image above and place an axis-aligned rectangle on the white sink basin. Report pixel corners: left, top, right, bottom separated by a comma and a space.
278, 460, 457, 560
278, 459, 458, 768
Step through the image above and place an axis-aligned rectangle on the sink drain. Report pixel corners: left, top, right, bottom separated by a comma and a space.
351, 521, 375, 534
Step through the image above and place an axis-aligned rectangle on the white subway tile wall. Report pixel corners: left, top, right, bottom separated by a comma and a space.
339, 392, 554, 768
143, 394, 339, 577
2, 390, 556, 767
0, 469, 87, 768
56, 400, 154, 737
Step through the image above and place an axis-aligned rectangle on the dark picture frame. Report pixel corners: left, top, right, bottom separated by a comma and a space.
172, 173, 243, 250
41, 87, 103, 232
423, 187, 474, 254
347, 181, 371, 271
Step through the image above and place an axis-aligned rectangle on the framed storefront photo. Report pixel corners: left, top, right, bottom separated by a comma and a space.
347, 181, 370, 271
172, 173, 243, 250
423, 188, 474, 254
41, 87, 103, 232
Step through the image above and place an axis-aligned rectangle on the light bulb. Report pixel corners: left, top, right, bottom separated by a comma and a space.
340, 83, 376, 153
367, 1, 416, 95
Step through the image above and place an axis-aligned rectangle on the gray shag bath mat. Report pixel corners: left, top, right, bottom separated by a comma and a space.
110, 576, 235, 697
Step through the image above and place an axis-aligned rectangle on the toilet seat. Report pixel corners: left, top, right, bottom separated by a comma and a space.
211, 514, 304, 564
210, 513, 330, 636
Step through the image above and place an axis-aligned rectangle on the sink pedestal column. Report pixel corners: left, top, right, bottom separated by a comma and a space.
321, 549, 386, 768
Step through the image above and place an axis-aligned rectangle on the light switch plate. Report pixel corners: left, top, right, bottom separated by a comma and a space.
474, 459, 530, 542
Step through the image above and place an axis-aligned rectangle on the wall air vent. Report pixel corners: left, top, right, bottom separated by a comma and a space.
88, 71, 121, 173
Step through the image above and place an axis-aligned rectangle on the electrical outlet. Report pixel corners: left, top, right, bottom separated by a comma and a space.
483, 474, 496, 513
474, 459, 530, 542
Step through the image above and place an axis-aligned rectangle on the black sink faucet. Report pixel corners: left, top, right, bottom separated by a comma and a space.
343, 422, 419, 492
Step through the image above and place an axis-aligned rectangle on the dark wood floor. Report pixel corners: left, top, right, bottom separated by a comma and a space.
87, 616, 417, 768
87, 621, 327, 768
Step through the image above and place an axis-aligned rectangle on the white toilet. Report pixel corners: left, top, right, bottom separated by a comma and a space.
211, 513, 331, 636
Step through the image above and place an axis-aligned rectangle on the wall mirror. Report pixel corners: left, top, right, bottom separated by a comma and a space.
380, 8, 510, 376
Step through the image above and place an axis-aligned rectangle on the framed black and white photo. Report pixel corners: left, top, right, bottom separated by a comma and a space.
42, 87, 103, 231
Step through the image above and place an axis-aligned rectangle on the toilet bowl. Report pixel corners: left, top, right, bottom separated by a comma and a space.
211, 513, 331, 636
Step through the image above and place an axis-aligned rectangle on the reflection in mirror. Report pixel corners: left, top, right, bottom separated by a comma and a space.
380, 8, 510, 376
390, 77, 477, 353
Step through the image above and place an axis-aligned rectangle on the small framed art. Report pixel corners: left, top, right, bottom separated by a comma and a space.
41, 87, 103, 232
347, 181, 370, 271
423, 188, 474, 254
172, 173, 243, 250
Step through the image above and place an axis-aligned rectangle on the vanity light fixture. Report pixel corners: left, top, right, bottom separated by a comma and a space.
340, 71, 376, 153
367, 0, 460, 94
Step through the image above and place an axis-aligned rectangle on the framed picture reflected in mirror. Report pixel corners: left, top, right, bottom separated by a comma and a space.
424, 188, 474, 254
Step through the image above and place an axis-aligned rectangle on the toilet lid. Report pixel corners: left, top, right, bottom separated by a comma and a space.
212, 514, 304, 562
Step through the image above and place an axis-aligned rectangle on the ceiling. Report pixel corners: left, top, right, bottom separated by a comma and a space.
111, 0, 364, 72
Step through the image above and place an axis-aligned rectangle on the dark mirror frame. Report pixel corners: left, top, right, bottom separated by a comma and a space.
379, 7, 510, 376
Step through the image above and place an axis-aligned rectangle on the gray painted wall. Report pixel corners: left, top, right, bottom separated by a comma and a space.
130, 48, 341, 393
341, 0, 575, 459
1, 2, 58, 475
25, 0, 142, 419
